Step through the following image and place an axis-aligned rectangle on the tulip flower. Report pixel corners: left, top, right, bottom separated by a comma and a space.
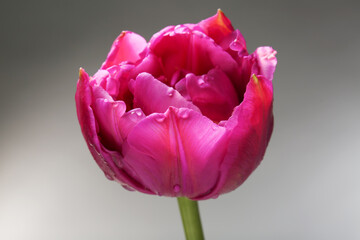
76, 9, 277, 239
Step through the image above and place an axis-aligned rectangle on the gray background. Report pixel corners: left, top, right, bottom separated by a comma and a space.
1, 0, 359, 239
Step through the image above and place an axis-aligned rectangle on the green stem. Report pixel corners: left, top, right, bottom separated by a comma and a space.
177, 197, 205, 240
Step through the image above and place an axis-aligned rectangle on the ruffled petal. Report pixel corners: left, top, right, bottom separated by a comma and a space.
131, 53, 163, 79
252, 46, 278, 81
92, 93, 126, 150
123, 107, 229, 198
90, 64, 135, 104
179, 68, 239, 122
203, 74, 274, 198
75, 68, 152, 194
132, 72, 200, 115
101, 31, 147, 69
149, 25, 239, 83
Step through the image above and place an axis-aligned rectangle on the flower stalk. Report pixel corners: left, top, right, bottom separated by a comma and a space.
177, 197, 205, 240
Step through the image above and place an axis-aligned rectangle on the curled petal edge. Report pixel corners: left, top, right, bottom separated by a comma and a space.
193, 74, 274, 200
75, 68, 153, 194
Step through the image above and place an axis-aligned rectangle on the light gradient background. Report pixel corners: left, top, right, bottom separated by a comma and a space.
1, 1, 359, 239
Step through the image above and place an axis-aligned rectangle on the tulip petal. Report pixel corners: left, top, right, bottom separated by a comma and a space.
101, 31, 147, 69
202, 74, 274, 199
149, 25, 239, 86
92, 94, 126, 150
180, 68, 239, 122
123, 107, 228, 198
132, 72, 200, 115
252, 46, 278, 81
197, 9, 234, 45
75, 68, 152, 194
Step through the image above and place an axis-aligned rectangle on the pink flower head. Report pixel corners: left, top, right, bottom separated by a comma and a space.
75, 10, 277, 200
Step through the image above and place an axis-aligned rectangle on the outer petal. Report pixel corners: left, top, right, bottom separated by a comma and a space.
252, 46, 278, 81
204, 74, 274, 198
197, 9, 234, 45
101, 31, 147, 69
75, 68, 152, 194
123, 107, 229, 198
92, 88, 126, 150
132, 72, 200, 115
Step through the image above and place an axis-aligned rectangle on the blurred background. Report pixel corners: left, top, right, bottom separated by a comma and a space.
0, 0, 359, 239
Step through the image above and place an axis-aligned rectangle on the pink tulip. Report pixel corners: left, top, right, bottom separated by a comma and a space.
75, 10, 277, 200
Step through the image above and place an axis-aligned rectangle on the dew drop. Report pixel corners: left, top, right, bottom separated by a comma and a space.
179, 110, 189, 119
173, 184, 181, 193
122, 184, 135, 192
167, 88, 175, 97
198, 78, 205, 86
135, 110, 142, 116
155, 115, 166, 123
105, 173, 114, 181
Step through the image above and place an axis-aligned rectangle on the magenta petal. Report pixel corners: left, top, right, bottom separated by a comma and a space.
123, 107, 228, 198
149, 25, 238, 80
132, 53, 162, 79
92, 96, 126, 150
205, 74, 274, 198
101, 31, 147, 69
185, 68, 239, 122
117, 108, 146, 139
197, 9, 234, 45
132, 72, 200, 115
75, 68, 153, 194
253, 46, 278, 81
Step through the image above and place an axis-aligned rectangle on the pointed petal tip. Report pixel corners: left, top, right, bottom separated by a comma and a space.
78, 67, 89, 82
251, 74, 259, 84
79, 67, 84, 77
215, 8, 232, 29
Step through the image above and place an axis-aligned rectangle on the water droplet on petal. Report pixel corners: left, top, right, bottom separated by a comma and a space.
230, 40, 244, 51
173, 184, 181, 193
155, 115, 166, 123
167, 88, 175, 97
179, 110, 189, 119
135, 110, 142, 116
105, 173, 114, 181
122, 184, 135, 192
198, 78, 205, 86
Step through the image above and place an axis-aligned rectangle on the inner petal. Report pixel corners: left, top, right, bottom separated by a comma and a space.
132, 72, 200, 115
177, 68, 239, 122
149, 26, 238, 86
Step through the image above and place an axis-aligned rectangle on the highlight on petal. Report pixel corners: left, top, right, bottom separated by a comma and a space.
132, 72, 200, 115
101, 31, 147, 69
204, 74, 274, 198
252, 46, 278, 81
123, 107, 229, 198
197, 9, 234, 45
